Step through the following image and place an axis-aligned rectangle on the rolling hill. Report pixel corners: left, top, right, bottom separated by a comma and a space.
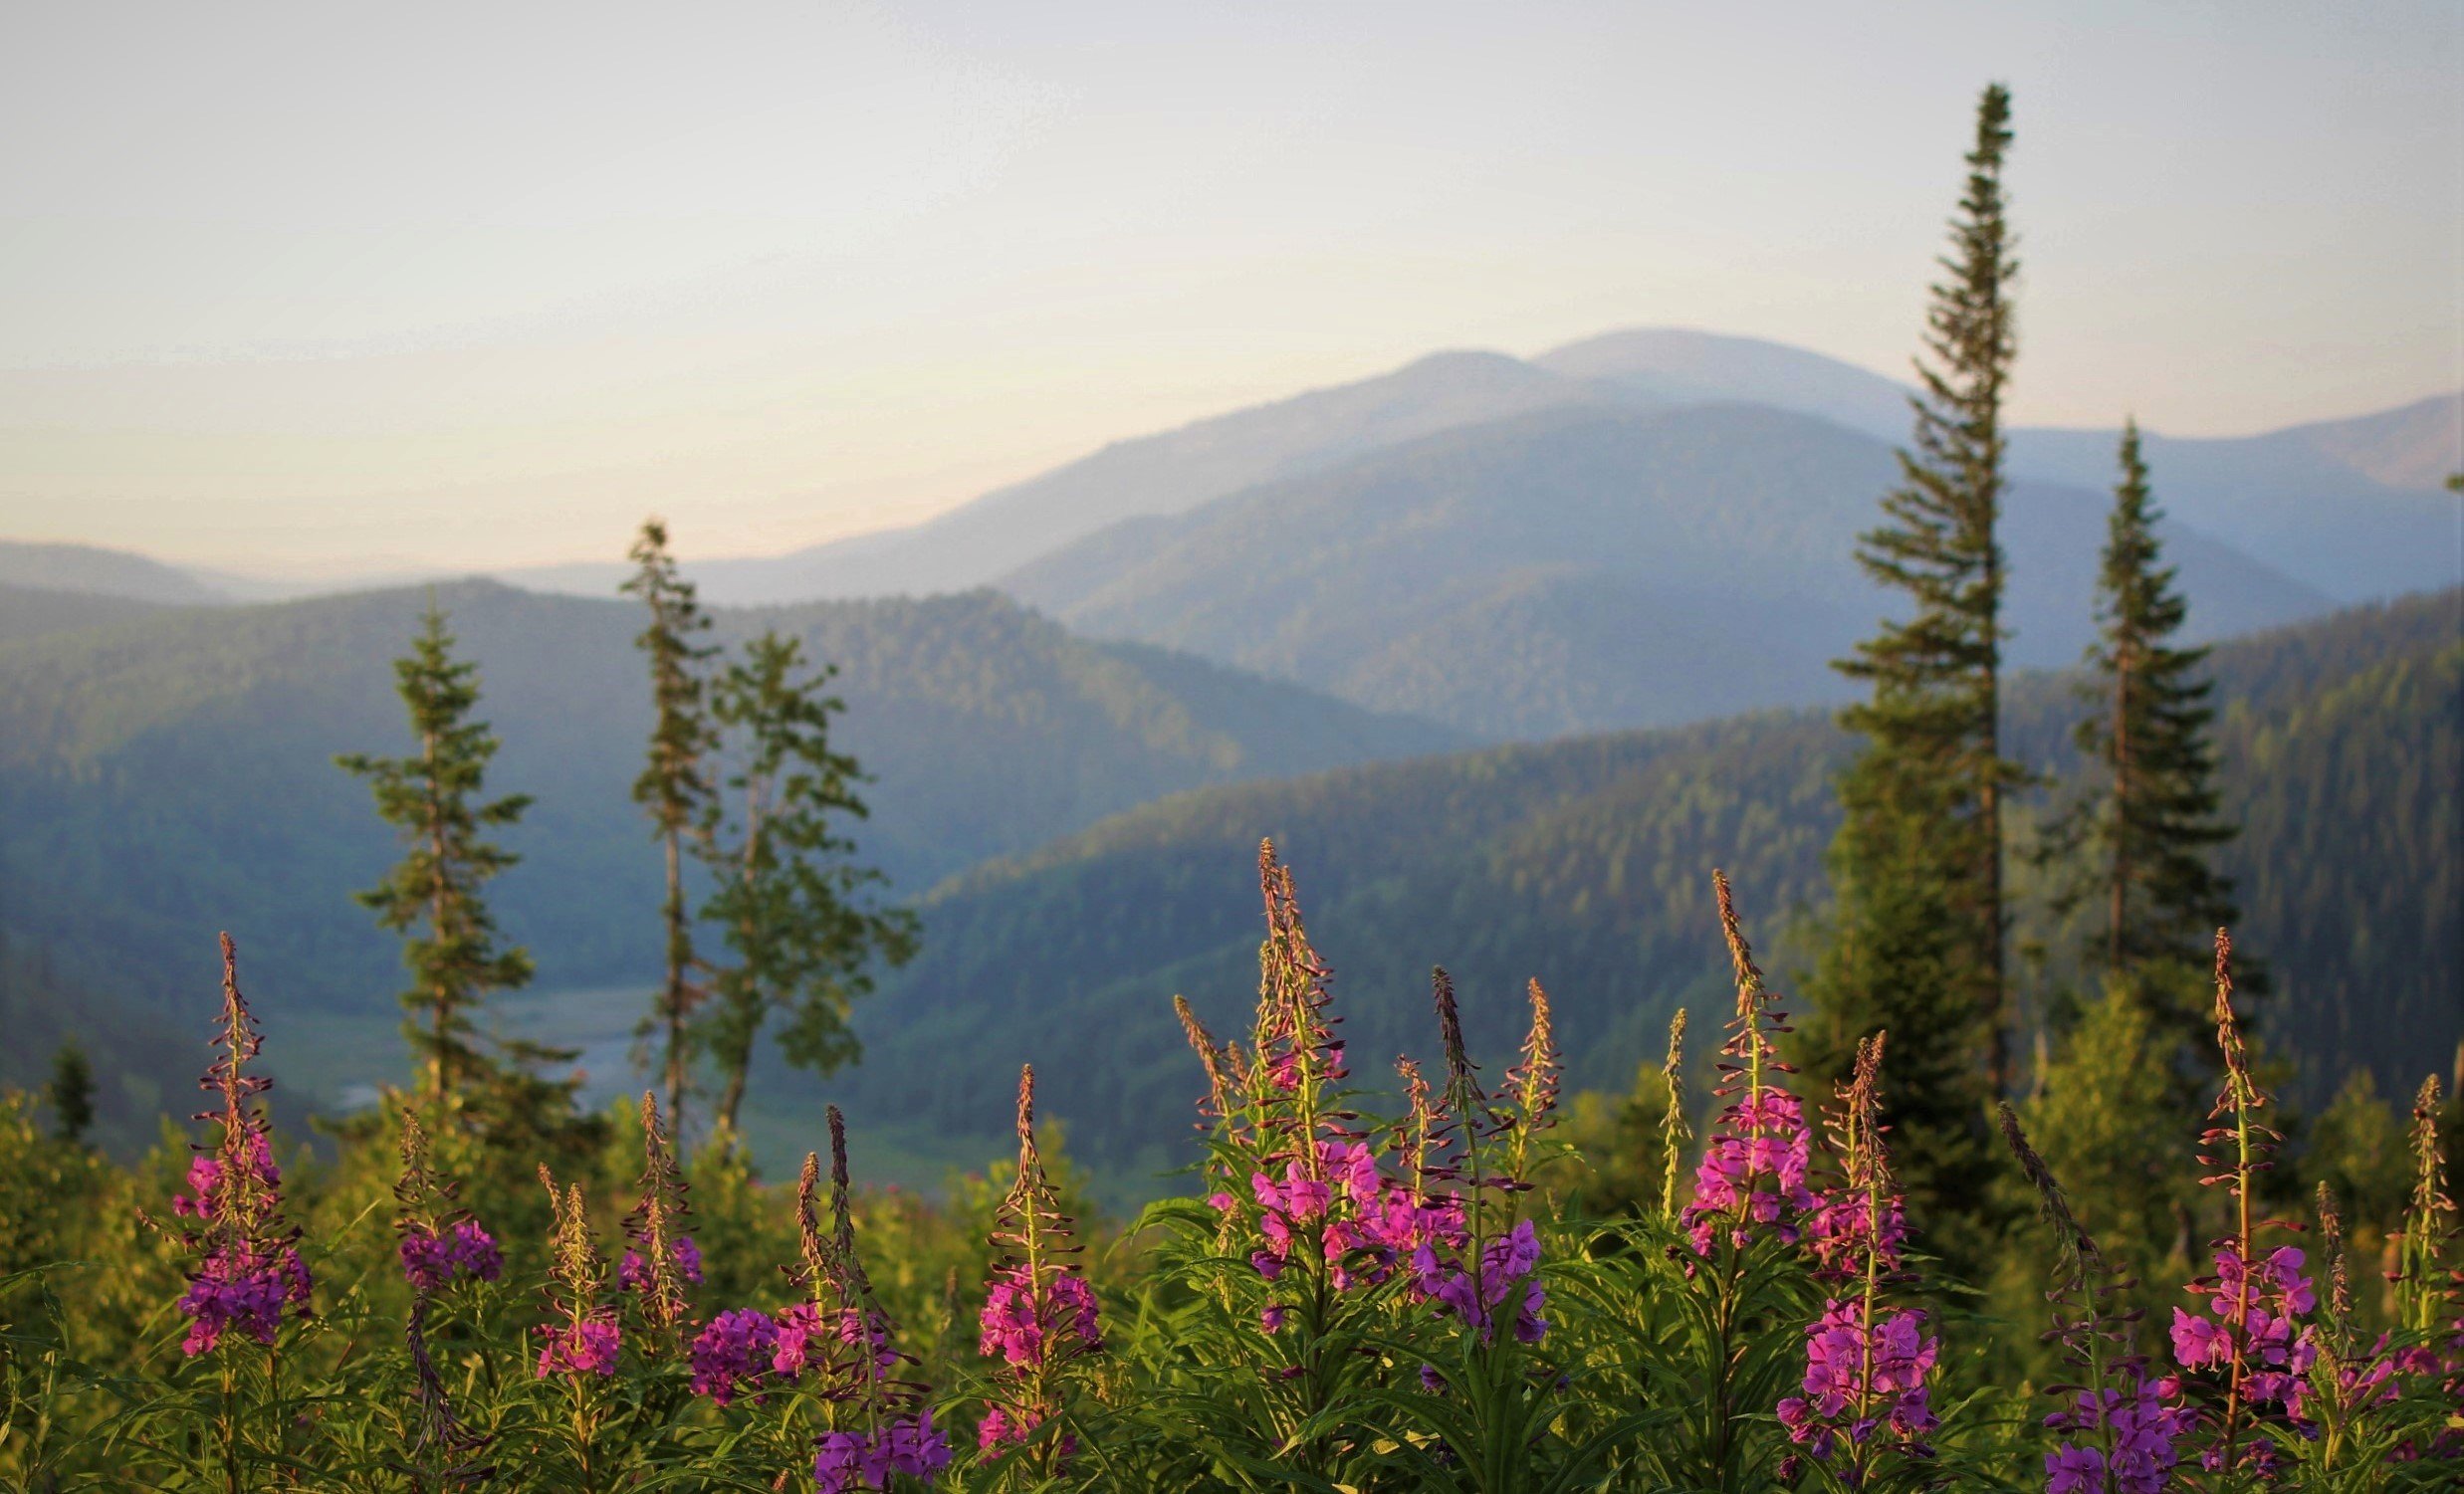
813, 590, 2461, 1188
1002, 402, 2332, 739
0, 580, 1456, 1065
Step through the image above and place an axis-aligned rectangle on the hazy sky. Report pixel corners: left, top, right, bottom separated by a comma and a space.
2, 2, 2458, 577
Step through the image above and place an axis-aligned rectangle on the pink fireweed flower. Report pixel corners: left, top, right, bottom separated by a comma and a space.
980, 1265, 1101, 1368
814, 1410, 950, 1493
618, 1235, 704, 1291
1680, 875, 1813, 1255
689, 1308, 782, 1406
1777, 1300, 1938, 1465
2167, 933, 2319, 1472
1683, 1088, 1815, 1254
2042, 1377, 2192, 1494
400, 1218, 503, 1292
536, 1163, 617, 1381
175, 937, 311, 1356
978, 1068, 1103, 1469
535, 1318, 619, 1378
1416, 1217, 1547, 1344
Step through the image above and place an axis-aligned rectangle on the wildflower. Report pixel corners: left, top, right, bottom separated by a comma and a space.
536, 1318, 619, 1378
618, 1236, 705, 1291
175, 936, 311, 1357
1680, 874, 1813, 1254
535, 1163, 619, 1380
689, 1308, 782, 1406
815, 1410, 950, 1493
619, 1092, 696, 1338
977, 1067, 1103, 1467
2164, 934, 2320, 1472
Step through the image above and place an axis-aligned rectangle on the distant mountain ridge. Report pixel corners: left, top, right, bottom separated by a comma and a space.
0, 539, 226, 605
1002, 401, 2334, 739
494, 328, 2455, 612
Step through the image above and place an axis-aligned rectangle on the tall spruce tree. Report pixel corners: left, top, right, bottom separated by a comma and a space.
337, 603, 536, 1112
1802, 83, 2021, 1236
623, 519, 719, 1133
2057, 421, 2237, 977
697, 632, 917, 1133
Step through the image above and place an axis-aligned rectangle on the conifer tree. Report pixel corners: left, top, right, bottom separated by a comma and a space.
47, 1039, 95, 1145
337, 603, 535, 1112
697, 632, 917, 1133
1803, 84, 2021, 1234
622, 519, 719, 1134
2049, 421, 2237, 982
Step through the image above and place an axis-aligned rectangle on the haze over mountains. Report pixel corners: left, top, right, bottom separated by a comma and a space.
13, 327, 2450, 743
0, 580, 1449, 1071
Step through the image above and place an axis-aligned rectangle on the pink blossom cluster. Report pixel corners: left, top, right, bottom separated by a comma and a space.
178, 1243, 313, 1357
2169, 1246, 2319, 1418
398, 1219, 503, 1292
1776, 1300, 1938, 1464
688, 1308, 783, 1406
813, 1411, 950, 1493
1413, 1216, 1546, 1346
1221, 1139, 1473, 1310
535, 1317, 620, 1378
774, 1300, 899, 1383
1681, 1088, 1816, 1254
1807, 1183, 1907, 1278
617, 1235, 704, 1291
172, 1136, 278, 1221
979, 1264, 1101, 1369
2042, 1377, 2191, 1494
978, 1404, 1076, 1455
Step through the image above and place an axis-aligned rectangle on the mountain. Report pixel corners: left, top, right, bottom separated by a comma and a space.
0, 539, 225, 605
489, 330, 2449, 617
500, 351, 1648, 605
819, 591, 2461, 1186
1533, 326, 1916, 439
0, 580, 1456, 1065
1002, 403, 2331, 740
1529, 332, 2461, 604
0, 579, 170, 642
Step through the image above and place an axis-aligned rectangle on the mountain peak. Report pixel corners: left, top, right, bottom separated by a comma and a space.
1532, 326, 1912, 440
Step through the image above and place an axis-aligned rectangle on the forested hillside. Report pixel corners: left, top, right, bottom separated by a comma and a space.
1004, 402, 2330, 738
0, 580, 1453, 1047
825, 591, 2461, 1184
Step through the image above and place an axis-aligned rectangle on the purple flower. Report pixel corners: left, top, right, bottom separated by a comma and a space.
618, 1235, 703, 1292
1782, 1300, 1938, 1468
690, 1308, 783, 1406
536, 1317, 619, 1378
400, 1218, 503, 1292
815, 1410, 949, 1491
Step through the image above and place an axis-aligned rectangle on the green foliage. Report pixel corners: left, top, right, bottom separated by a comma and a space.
336, 602, 540, 1114
699, 631, 919, 1132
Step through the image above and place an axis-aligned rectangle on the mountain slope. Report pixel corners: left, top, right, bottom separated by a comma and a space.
0, 580, 1456, 1050
0, 580, 169, 642
1004, 403, 2331, 739
819, 592, 2458, 1184
0, 539, 225, 605
502, 351, 1647, 605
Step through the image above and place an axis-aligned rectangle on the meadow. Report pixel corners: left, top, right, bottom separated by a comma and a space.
0, 848, 2456, 1492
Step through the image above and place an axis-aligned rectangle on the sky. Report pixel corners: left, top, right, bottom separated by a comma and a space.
1, 1, 2458, 579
